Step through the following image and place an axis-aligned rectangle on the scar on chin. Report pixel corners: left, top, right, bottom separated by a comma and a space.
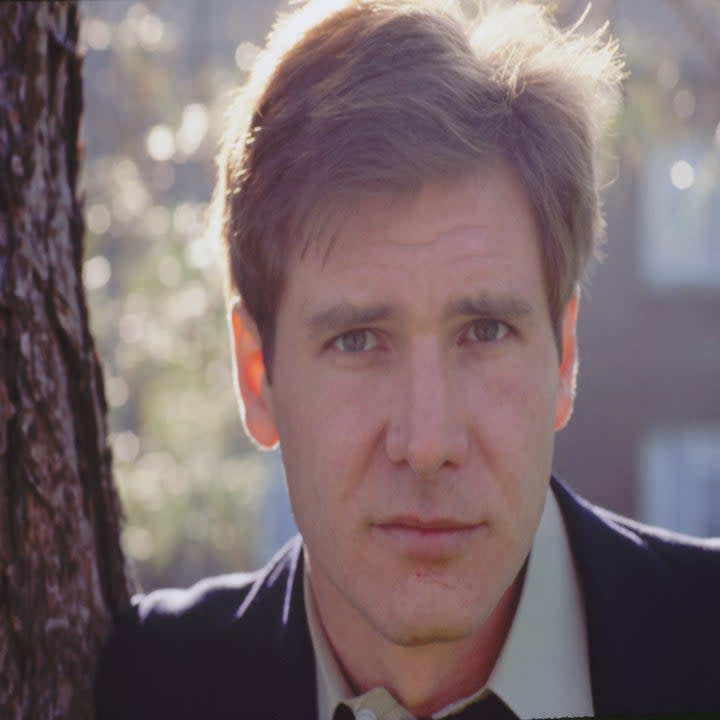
409, 570, 455, 589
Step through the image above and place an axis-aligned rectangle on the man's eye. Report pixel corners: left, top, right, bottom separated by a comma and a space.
332, 329, 378, 353
465, 319, 510, 344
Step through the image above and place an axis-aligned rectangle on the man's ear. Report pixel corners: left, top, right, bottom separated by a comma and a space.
229, 299, 279, 449
554, 291, 579, 431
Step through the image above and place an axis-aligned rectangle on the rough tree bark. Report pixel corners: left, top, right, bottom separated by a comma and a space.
0, 4, 130, 718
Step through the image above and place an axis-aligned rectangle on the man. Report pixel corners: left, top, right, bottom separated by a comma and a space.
96, 1, 720, 719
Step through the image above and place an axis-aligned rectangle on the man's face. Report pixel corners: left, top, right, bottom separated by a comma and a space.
236, 161, 577, 648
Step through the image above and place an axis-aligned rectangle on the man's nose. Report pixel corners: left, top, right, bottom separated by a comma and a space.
385, 341, 469, 478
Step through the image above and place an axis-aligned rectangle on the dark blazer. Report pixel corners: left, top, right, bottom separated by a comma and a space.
96, 477, 720, 719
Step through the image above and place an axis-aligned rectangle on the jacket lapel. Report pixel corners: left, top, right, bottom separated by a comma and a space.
212, 537, 318, 720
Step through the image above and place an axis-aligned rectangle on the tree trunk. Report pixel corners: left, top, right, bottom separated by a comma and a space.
0, 4, 130, 718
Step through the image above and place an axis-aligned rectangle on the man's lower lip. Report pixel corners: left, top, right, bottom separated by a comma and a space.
373, 524, 483, 558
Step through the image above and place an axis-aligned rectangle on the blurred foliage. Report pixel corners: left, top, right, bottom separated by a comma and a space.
80, 0, 282, 590
78, 0, 719, 589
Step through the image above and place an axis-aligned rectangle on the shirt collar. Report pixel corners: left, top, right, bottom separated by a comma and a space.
304, 486, 593, 720
304, 566, 354, 720
482, 486, 593, 719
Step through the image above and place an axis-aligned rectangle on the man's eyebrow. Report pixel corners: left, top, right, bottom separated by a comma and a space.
308, 302, 395, 335
444, 295, 532, 319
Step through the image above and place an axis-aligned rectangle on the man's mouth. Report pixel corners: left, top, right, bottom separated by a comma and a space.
372, 516, 485, 559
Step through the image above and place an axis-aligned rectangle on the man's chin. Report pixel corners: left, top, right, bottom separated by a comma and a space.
359, 572, 520, 649
367, 605, 492, 648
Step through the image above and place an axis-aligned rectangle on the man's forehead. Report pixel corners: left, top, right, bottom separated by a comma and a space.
295, 165, 521, 266
295, 186, 420, 266
276, 165, 548, 333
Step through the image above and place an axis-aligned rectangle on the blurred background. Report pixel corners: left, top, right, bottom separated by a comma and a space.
78, 0, 720, 590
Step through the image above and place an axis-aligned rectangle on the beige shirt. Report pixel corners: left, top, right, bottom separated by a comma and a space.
304, 487, 594, 720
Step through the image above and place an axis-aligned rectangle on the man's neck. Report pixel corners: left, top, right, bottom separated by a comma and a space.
309, 570, 524, 718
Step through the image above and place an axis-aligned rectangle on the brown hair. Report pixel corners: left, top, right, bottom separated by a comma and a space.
212, 0, 624, 377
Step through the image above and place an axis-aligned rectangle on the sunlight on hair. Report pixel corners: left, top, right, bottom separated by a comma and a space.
470, 2, 624, 142
249, 0, 354, 98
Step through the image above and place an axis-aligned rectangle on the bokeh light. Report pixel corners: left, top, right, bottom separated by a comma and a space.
106, 376, 130, 408
670, 160, 695, 190
83, 255, 112, 291
177, 103, 209, 156
83, 17, 111, 51
235, 41, 260, 72
146, 125, 175, 162
87, 203, 112, 235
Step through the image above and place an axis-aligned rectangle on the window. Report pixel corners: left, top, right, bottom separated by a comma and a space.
638, 426, 720, 537
640, 138, 720, 288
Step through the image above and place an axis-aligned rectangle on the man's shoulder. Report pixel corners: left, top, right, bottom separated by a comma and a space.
555, 478, 720, 710
130, 568, 257, 628
96, 535, 314, 720
554, 474, 720, 639
553, 477, 720, 714
554, 476, 720, 582
594, 498, 720, 551
126, 534, 303, 630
